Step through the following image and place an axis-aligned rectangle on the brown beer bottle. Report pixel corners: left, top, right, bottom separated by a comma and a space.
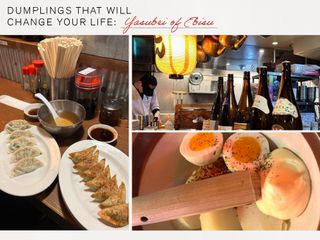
250, 67, 273, 130
272, 61, 303, 130
234, 71, 253, 130
210, 77, 224, 130
218, 74, 237, 130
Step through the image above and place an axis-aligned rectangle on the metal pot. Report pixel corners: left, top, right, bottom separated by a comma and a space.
38, 100, 86, 137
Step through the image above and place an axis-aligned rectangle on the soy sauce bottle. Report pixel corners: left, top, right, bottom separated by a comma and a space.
272, 61, 302, 130
75, 75, 101, 120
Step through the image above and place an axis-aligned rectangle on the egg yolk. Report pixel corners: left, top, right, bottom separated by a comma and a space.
231, 137, 261, 163
189, 133, 215, 151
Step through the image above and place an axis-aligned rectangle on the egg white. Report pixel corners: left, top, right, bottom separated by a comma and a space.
256, 148, 311, 220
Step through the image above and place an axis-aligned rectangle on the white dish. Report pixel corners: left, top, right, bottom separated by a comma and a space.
87, 124, 118, 144
23, 103, 43, 119
0, 125, 60, 196
59, 140, 129, 230
138, 132, 320, 230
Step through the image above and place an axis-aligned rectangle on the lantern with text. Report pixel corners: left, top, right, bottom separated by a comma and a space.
155, 35, 197, 79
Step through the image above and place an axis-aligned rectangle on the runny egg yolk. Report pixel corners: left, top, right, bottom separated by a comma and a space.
189, 133, 215, 151
231, 137, 261, 163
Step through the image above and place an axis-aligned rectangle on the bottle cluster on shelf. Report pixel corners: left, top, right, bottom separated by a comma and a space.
209, 61, 303, 130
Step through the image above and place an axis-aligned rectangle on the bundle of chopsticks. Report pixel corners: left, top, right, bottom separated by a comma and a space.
38, 37, 83, 79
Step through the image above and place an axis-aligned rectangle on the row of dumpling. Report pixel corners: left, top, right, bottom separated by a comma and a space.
5, 120, 43, 177
69, 145, 128, 227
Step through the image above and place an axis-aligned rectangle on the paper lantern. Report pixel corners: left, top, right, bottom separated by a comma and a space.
155, 35, 197, 79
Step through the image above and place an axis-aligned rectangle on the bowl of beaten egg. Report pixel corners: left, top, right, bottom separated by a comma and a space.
135, 132, 320, 230
38, 100, 86, 137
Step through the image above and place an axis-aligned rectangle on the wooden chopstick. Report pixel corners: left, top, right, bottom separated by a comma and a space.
132, 171, 260, 226
37, 37, 83, 79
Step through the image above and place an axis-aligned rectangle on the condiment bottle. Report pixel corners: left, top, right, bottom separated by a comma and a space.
22, 66, 30, 91
99, 98, 122, 126
33, 60, 49, 98
75, 74, 101, 120
164, 115, 174, 130
28, 64, 37, 93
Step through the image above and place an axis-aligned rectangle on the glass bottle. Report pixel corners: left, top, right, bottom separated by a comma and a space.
33, 60, 49, 98
250, 67, 273, 130
218, 74, 237, 130
210, 76, 224, 130
99, 98, 122, 126
22, 66, 30, 91
272, 61, 303, 130
75, 74, 101, 120
234, 71, 253, 130
28, 64, 37, 93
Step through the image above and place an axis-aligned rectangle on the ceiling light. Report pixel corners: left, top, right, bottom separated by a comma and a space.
259, 49, 265, 53
226, 62, 230, 66
272, 41, 279, 46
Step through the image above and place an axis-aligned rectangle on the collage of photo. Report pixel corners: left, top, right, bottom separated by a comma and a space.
0, 34, 319, 231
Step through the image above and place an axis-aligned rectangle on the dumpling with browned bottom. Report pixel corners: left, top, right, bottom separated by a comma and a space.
91, 175, 118, 202
98, 203, 128, 227
85, 166, 111, 192
100, 182, 126, 208
69, 145, 97, 164
80, 158, 106, 181
73, 150, 99, 172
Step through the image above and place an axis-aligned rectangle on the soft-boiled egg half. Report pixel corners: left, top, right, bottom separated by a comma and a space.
180, 132, 223, 166
256, 148, 311, 220
223, 132, 270, 172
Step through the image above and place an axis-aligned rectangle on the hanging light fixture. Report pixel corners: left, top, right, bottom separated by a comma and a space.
154, 35, 197, 79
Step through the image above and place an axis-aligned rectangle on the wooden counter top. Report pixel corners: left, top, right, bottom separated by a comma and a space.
0, 77, 128, 229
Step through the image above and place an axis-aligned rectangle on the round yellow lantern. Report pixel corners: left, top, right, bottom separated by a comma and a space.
154, 35, 197, 79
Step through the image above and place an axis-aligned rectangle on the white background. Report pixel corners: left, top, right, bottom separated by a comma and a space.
1, 0, 320, 239
0, 0, 320, 35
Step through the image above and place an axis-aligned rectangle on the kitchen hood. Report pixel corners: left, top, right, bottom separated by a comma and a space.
292, 36, 320, 61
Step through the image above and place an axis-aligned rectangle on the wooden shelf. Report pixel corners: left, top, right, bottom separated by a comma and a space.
0, 36, 39, 52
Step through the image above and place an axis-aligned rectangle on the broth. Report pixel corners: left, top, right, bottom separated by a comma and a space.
28, 108, 39, 116
46, 112, 79, 127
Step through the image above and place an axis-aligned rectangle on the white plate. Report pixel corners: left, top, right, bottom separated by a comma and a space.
138, 132, 320, 230
59, 140, 129, 230
0, 125, 60, 196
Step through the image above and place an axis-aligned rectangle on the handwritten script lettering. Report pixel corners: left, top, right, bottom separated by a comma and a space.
122, 16, 215, 33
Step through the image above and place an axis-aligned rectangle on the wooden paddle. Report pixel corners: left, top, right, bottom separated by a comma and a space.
132, 171, 260, 226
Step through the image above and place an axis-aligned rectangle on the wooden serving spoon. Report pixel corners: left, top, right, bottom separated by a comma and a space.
132, 171, 260, 226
